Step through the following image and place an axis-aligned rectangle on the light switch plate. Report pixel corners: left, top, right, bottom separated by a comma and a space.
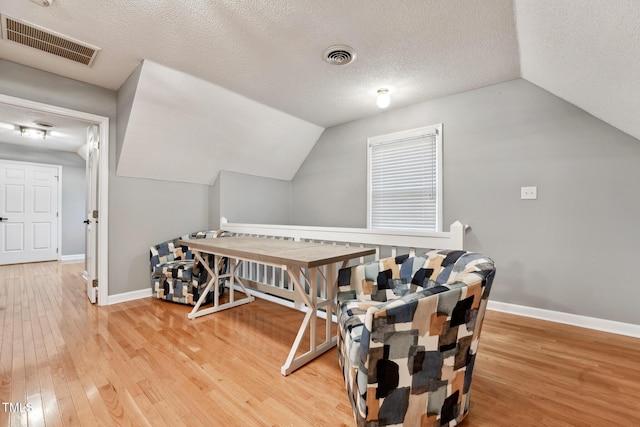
521, 186, 537, 200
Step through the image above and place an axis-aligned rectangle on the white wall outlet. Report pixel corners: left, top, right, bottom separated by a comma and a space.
521, 186, 537, 200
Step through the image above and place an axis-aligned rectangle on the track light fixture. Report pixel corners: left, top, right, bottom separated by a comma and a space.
20, 126, 47, 140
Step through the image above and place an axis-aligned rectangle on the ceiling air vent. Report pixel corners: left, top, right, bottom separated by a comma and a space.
1, 14, 100, 66
323, 45, 356, 65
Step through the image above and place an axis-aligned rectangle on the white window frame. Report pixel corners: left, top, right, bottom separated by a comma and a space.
367, 123, 443, 232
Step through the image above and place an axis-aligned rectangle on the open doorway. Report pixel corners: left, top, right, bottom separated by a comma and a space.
0, 93, 109, 305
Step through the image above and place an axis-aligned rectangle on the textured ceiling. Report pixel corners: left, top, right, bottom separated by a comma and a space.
0, 100, 89, 152
0, 0, 638, 184
0, 0, 520, 128
514, 0, 640, 142
116, 60, 324, 184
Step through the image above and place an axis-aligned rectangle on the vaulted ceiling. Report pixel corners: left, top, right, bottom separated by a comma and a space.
0, 0, 638, 183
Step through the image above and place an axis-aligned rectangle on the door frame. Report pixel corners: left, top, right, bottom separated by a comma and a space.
0, 159, 62, 264
0, 93, 110, 306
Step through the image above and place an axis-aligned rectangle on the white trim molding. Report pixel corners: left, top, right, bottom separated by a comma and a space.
487, 300, 640, 339
220, 217, 466, 251
108, 288, 151, 305
0, 93, 109, 306
60, 254, 85, 263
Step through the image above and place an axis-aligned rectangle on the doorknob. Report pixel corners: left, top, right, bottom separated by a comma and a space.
83, 219, 91, 224
0, 217, 7, 221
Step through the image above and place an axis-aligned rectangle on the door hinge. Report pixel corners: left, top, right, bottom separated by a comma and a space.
92, 210, 99, 219
56, 248, 59, 253
92, 279, 98, 288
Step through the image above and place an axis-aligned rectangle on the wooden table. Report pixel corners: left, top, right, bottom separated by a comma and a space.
177, 236, 376, 375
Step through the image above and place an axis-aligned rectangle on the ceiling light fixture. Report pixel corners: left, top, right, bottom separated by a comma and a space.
376, 89, 390, 109
20, 126, 47, 140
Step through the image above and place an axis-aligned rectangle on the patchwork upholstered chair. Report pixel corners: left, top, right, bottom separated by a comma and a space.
150, 230, 226, 305
337, 250, 495, 427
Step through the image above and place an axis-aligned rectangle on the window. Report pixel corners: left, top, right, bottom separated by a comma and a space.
367, 124, 442, 232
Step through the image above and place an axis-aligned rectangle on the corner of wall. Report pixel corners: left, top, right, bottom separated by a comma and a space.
208, 172, 221, 229
115, 63, 144, 169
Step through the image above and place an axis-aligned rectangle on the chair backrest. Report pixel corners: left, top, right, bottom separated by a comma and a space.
150, 230, 222, 270
338, 249, 494, 303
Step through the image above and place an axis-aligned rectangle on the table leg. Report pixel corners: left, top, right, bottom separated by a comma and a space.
187, 253, 254, 319
326, 263, 335, 341
281, 266, 337, 376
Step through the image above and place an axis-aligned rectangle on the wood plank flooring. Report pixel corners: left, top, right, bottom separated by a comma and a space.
1, 261, 639, 426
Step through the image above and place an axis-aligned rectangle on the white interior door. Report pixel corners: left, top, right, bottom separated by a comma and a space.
0, 160, 60, 265
84, 125, 99, 303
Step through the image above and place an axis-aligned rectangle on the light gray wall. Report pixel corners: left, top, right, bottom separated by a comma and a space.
209, 173, 221, 229
219, 170, 291, 225
292, 78, 640, 325
0, 142, 85, 256
109, 176, 209, 293
0, 59, 210, 296
115, 62, 142, 167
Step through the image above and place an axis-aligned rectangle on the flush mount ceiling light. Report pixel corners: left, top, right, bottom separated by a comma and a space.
376, 88, 390, 109
323, 45, 356, 65
20, 126, 47, 140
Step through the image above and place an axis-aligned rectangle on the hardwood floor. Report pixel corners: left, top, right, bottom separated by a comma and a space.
472, 312, 640, 426
1, 261, 639, 426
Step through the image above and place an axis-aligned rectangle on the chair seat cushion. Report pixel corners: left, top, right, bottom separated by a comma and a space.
337, 283, 443, 369
153, 259, 195, 280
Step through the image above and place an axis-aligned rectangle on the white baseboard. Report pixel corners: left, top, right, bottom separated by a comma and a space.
103, 290, 640, 339
108, 288, 151, 305
487, 300, 640, 339
60, 254, 85, 263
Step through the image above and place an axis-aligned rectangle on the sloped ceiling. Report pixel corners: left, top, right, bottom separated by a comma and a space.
0, 1, 638, 185
0, 1, 520, 128
117, 60, 324, 184
515, 0, 640, 142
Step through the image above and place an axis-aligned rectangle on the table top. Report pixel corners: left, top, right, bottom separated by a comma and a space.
178, 236, 376, 269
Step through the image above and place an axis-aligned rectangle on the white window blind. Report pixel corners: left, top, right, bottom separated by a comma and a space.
367, 124, 442, 232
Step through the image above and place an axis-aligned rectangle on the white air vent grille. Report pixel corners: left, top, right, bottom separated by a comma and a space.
323, 45, 356, 66
1, 15, 100, 66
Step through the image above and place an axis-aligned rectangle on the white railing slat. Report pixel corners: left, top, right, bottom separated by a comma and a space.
219, 217, 466, 311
